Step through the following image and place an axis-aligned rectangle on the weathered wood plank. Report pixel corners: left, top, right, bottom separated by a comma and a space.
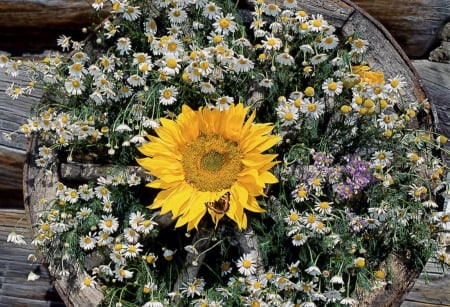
352, 0, 450, 58
0, 209, 65, 306
0, 0, 109, 55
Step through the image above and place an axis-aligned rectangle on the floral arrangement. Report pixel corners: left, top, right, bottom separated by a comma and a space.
3, 0, 450, 306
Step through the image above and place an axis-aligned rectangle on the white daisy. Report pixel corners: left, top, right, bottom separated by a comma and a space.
116, 37, 132, 55
276, 103, 299, 126
65, 78, 85, 95
319, 34, 339, 50
7, 231, 27, 245
264, 3, 281, 16
115, 267, 134, 282
127, 74, 146, 87
309, 14, 327, 32
95, 185, 111, 201
233, 56, 254, 73
79, 233, 97, 250
203, 2, 222, 20
310, 53, 328, 65
159, 86, 178, 105
301, 98, 325, 119
138, 218, 157, 235
213, 13, 237, 35
276, 52, 295, 66
99, 214, 119, 234
236, 252, 257, 276
262, 36, 282, 51
215, 96, 234, 110
76, 207, 92, 219
322, 78, 343, 97
351, 38, 368, 54
123, 227, 140, 243
124, 242, 143, 258
123, 5, 141, 21
168, 7, 188, 24
291, 233, 308, 246
200, 82, 216, 94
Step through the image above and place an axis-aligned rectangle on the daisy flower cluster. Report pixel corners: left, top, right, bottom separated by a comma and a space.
3, 0, 449, 306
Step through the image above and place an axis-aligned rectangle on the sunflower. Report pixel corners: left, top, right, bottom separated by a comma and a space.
137, 103, 280, 230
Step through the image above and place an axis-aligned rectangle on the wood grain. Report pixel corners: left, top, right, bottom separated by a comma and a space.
352, 0, 450, 58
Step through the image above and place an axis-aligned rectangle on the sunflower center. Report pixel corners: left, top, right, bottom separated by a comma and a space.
201, 151, 225, 172
182, 134, 242, 192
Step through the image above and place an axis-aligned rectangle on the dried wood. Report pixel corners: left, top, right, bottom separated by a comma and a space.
352, 0, 450, 58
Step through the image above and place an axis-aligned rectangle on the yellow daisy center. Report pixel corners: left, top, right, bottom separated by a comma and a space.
312, 19, 322, 27
242, 259, 252, 268
328, 82, 337, 91
219, 18, 230, 29
182, 135, 242, 192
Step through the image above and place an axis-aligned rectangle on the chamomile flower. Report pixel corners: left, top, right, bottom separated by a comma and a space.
76, 207, 92, 219
200, 82, 216, 94
168, 7, 188, 24
180, 278, 205, 298
286, 260, 300, 278
129, 211, 145, 230
220, 261, 232, 276
351, 38, 368, 54
264, 3, 281, 17
293, 183, 309, 202
276, 52, 295, 66
79, 233, 97, 250
213, 13, 237, 35
124, 242, 143, 258
215, 96, 234, 110
99, 214, 119, 234
262, 36, 283, 51
276, 102, 299, 126
236, 252, 257, 276
203, 2, 222, 19
65, 78, 85, 95
322, 78, 343, 97
233, 56, 254, 73
123, 227, 140, 243
163, 248, 176, 261
116, 37, 132, 55
7, 231, 27, 245
259, 78, 274, 88
377, 113, 397, 130
115, 267, 134, 282
95, 185, 111, 201
309, 14, 327, 32
315, 201, 333, 214
68, 62, 87, 78
57, 35, 71, 50
96, 231, 113, 246
310, 53, 328, 65
291, 233, 308, 246
319, 34, 339, 50
81, 275, 97, 290
371, 150, 393, 167
285, 209, 301, 225
159, 86, 178, 105
305, 265, 322, 276
301, 98, 325, 119
64, 188, 79, 204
